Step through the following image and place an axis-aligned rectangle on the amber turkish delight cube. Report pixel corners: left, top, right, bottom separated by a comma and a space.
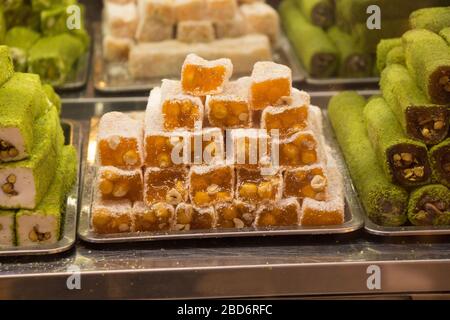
144, 132, 188, 167
133, 201, 175, 232
236, 167, 282, 204
255, 198, 300, 227
97, 112, 143, 169
174, 203, 217, 230
206, 77, 252, 129
273, 130, 322, 167
186, 127, 224, 165
249, 61, 292, 110
97, 166, 143, 202
181, 53, 233, 96
189, 164, 234, 206
215, 200, 256, 228
283, 165, 328, 201
91, 199, 133, 234
144, 167, 188, 206
227, 128, 272, 167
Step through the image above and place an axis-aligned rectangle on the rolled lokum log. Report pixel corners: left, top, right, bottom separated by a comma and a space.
409, 7, 450, 33
328, 91, 408, 226
4, 27, 41, 72
364, 97, 432, 188
0, 5, 5, 44
0, 45, 14, 87
280, 0, 338, 78
403, 29, 450, 104
5, 4, 40, 30
385, 46, 405, 68
327, 26, 372, 78
407, 184, 450, 226
16, 145, 77, 246
376, 38, 402, 73
31, 0, 76, 11
295, 0, 334, 28
440, 27, 450, 44
380, 64, 449, 145
0, 210, 15, 246
430, 138, 450, 188
28, 33, 85, 85
42, 84, 61, 114
0, 107, 64, 209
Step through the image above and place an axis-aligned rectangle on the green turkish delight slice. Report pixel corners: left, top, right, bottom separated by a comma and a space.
408, 184, 450, 226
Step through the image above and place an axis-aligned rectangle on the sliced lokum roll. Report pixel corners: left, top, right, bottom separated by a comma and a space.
91, 198, 133, 234
97, 111, 144, 169
133, 201, 175, 232
28, 33, 85, 86
255, 197, 300, 227
215, 200, 256, 228
0, 210, 15, 246
364, 96, 432, 188
295, 0, 334, 28
376, 38, 402, 73
327, 26, 372, 78
380, 64, 449, 145
0, 73, 50, 162
328, 91, 408, 226
0, 5, 5, 43
16, 145, 77, 246
181, 54, 232, 96
42, 84, 61, 114
240, 2, 279, 44
280, 0, 338, 78
206, 77, 252, 129
440, 27, 450, 45
5, 27, 40, 72
97, 166, 143, 202
430, 138, 450, 188
407, 184, 450, 226
385, 46, 405, 68
174, 203, 216, 230
409, 7, 450, 33
0, 45, 14, 87
403, 29, 450, 104
0, 107, 63, 209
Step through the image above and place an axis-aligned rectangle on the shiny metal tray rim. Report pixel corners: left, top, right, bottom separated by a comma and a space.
77, 108, 365, 243
92, 23, 304, 94
54, 47, 91, 91
0, 120, 82, 256
364, 217, 450, 236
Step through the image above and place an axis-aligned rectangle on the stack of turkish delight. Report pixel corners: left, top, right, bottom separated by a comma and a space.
102, 0, 279, 78
91, 53, 345, 234
0, 46, 77, 247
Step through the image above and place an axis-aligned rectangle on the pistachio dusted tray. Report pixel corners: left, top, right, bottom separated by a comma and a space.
0, 120, 81, 256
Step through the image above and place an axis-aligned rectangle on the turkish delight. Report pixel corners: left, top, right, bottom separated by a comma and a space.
144, 167, 188, 205
133, 201, 175, 232
215, 200, 256, 228
97, 166, 143, 202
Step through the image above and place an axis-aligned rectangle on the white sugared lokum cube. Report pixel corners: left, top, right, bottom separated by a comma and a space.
135, 18, 174, 42
103, 34, 134, 62
240, 2, 279, 43
177, 20, 215, 43
174, 0, 207, 21
138, 0, 176, 24
206, 0, 237, 22
97, 111, 144, 169
206, 76, 252, 129
249, 61, 292, 110
104, 2, 138, 38
181, 53, 233, 96
214, 11, 247, 39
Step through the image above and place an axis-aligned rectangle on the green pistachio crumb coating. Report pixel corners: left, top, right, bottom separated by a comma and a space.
4, 27, 41, 72
403, 28, 450, 104
0, 5, 5, 44
0, 209, 15, 246
28, 33, 84, 86
376, 38, 402, 72
429, 138, 450, 188
16, 145, 78, 241
279, 0, 338, 78
407, 184, 450, 226
439, 27, 450, 45
363, 96, 431, 188
0, 45, 14, 86
42, 84, 61, 114
409, 7, 450, 33
294, 0, 334, 29
328, 91, 408, 226
380, 63, 449, 144
385, 46, 405, 68
327, 26, 372, 78
31, 0, 76, 12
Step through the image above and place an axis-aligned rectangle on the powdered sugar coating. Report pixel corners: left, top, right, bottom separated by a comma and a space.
251, 61, 291, 84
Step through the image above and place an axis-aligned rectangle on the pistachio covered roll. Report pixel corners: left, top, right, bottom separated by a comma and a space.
4, 27, 41, 72
0, 107, 64, 209
0, 5, 5, 43
385, 46, 405, 68
16, 145, 77, 246
327, 26, 372, 78
403, 29, 450, 105
407, 184, 450, 226
42, 84, 61, 114
409, 7, 450, 33
440, 27, 450, 45
28, 33, 84, 86
31, 0, 76, 11
364, 97, 432, 188
0, 210, 15, 246
376, 38, 402, 72
280, 0, 338, 78
380, 64, 449, 144
328, 91, 408, 226
0, 45, 14, 87
430, 138, 450, 188
294, 0, 334, 29
4, 4, 40, 30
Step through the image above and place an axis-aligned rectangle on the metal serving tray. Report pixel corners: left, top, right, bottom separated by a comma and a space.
93, 25, 304, 93
78, 106, 364, 243
0, 120, 82, 256
54, 49, 91, 91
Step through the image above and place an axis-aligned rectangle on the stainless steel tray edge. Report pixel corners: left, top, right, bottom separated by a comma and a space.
0, 120, 83, 256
